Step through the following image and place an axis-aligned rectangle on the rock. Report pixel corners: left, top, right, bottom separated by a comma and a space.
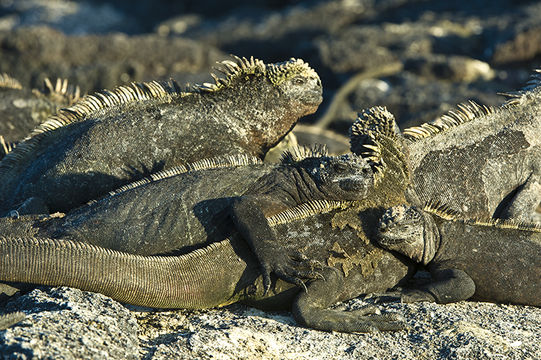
1, 286, 539, 359
0, 0, 138, 34
0, 27, 226, 91
0, 287, 140, 359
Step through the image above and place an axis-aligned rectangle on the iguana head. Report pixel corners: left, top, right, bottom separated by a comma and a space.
266, 59, 323, 115
302, 153, 375, 200
198, 56, 323, 157
377, 204, 437, 265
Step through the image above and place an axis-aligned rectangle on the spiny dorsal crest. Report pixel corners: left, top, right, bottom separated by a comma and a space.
0, 79, 183, 175
349, 107, 402, 182
350, 106, 399, 143
424, 200, 541, 232
501, 68, 541, 105
32, 78, 82, 105
403, 100, 494, 141
0, 73, 22, 90
423, 200, 461, 220
280, 144, 329, 164
90, 154, 262, 203
349, 106, 400, 157
267, 200, 353, 227
0, 136, 16, 159
196, 56, 318, 92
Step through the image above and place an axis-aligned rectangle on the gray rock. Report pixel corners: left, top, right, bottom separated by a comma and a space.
0, 287, 140, 360
1, 286, 539, 359
0, 27, 225, 92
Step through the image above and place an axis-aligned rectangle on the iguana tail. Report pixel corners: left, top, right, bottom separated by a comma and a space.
0, 236, 255, 309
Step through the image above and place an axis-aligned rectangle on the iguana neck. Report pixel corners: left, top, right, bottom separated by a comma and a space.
293, 166, 331, 203
197, 81, 308, 158
244, 166, 331, 209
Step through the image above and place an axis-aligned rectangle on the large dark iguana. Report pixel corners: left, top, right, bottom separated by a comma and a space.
350, 70, 541, 223
0, 108, 416, 332
3, 148, 373, 290
375, 202, 541, 306
0, 75, 81, 146
0, 56, 322, 214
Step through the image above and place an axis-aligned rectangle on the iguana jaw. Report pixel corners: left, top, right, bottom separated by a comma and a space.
377, 205, 425, 263
377, 206, 439, 265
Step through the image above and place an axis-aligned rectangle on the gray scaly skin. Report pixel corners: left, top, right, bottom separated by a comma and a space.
0, 75, 81, 149
0, 108, 416, 332
376, 203, 541, 306
4, 149, 374, 288
350, 70, 541, 223
0, 56, 322, 214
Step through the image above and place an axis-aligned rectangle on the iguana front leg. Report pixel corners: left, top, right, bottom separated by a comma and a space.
498, 174, 541, 224
231, 196, 322, 292
292, 267, 405, 332
378, 268, 476, 304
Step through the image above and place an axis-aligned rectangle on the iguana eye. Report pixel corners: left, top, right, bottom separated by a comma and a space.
292, 77, 306, 85
333, 162, 349, 172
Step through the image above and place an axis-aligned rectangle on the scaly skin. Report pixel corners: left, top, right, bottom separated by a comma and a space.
376, 204, 541, 306
405, 71, 541, 222
0, 108, 415, 332
350, 70, 541, 223
0, 56, 322, 214
2, 150, 374, 288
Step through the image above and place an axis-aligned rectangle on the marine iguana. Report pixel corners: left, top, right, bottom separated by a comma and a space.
2, 148, 374, 290
0, 108, 416, 332
0, 56, 322, 214
0, 74, 81, 145
376, 202, 541, 306
350, 71, 541, 223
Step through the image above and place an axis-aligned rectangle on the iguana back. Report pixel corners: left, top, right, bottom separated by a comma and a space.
404, 71, 541, 221
0, 56, 322, 214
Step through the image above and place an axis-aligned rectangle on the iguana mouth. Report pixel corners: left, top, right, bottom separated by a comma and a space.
335, 176, 373, 194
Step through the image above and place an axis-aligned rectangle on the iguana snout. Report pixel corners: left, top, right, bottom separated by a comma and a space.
378, 205, 424, 245
314, 154, 375, 199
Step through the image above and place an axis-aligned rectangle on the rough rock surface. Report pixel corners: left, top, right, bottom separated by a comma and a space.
0, 27, 225, 92
0, 287, 140, 359
0, 286, 539, 359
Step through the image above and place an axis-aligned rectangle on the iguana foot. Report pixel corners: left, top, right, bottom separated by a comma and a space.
260, 248, 325, 294
297, 308, 405, 333
292, 267, 406, 332
365, 289, 437, 304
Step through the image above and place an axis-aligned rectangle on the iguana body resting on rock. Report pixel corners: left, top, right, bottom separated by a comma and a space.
0, 56, 322, 214
22, 149, 374, 288
376, 202, 541, 306
0, 75, 81, 150
350, 70, 541, 223
0, 108, 416, 332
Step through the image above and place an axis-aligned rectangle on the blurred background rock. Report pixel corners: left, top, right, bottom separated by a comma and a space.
1, 0, 540, 132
